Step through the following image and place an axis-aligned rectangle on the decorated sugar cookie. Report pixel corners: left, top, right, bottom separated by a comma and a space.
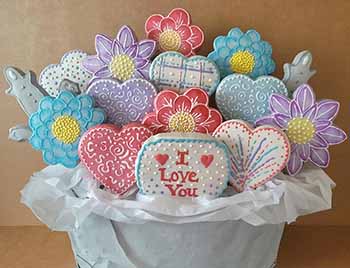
282, 50, 316, 94
149, 52, 220, 96
39, 50, 92, 97
142, 87, 222, 134
213, 120, 290, 192
208, 28, 275, 79
83, 25, 156, 82
28, 91, 105, 168
145, 8, 204, 56
136, 133, 230, 198
87, 78, 157, 127
215, 74, 288, 123
256, 84, 347, 175
4, 67, 48, 116
79, 124, 153, 195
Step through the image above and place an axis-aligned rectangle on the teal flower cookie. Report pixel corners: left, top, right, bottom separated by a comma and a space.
208, 28, 275, 79
28, 91, 105, 168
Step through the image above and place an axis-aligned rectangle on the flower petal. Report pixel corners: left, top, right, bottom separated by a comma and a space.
194, 125, 208, 133
290, 100, 302, 118
286, 150, 304, 175
137, 40, 156, 58
191, 104, 209, 123
255, 116, 279, 127
82, 56, 105, 74
95, 34, 113, 64
173, 95, 192, 112
155, 90, 179, 110
309, 147, 330, 168
184, 88, 209, 105
178, 40, 192, 57
319, 126, 347, 145
135, 68, 150, 80
112, 40, 123, 56
316, 100, 339, 121
160, 17, 176, 31
228, 28, 243, 39
294, 84, 315, 112
315, 121, 331, 132
309, 133, 328, 148
157, 106, 173, 125
134, 58, 148, 69
202, 109, 222, 133
297, 144, 310, 161
142, 113, 166, 134
91, 109, 105, 125
117, 25, 135, 49
147, 29, 161, 41
168, 8, 190, 27
145, 14, 163, 32
125, 44, 138, 58
94, 66, 112, 78
177, 25, 191, 40
188, 25, 204, 50
270, 94, 290, 115
303, 104, 317, 121
213, 36, 226, 50
274, 113, 291, 128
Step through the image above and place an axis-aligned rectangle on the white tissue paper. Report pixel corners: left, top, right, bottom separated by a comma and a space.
20, 164, 335, 268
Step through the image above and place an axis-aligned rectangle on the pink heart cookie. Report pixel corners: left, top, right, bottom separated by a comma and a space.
213, 120, 290, 192
79, 123, 152, 195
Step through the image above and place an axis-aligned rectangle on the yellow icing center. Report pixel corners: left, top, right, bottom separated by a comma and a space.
109, 54, 135, 81
51, 115, 80, 144
287, 117, 315, 144
159, 30, 182, 51
168, 111, 196, 132
229, 50, 255, 74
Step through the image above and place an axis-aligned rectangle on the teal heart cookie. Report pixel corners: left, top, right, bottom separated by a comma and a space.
215, 74, 288, 123
149, 51, 220, 96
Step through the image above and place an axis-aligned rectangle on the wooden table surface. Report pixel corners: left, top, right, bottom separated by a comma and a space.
0, 225, 349, 268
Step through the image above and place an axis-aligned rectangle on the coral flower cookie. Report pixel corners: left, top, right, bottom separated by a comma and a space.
83, 25, 156, 81
142, 88, 222, 134
208, 28, 275, 79
28, 91, 105, 168
256, 84, 347, 175
145, 8, 204, 56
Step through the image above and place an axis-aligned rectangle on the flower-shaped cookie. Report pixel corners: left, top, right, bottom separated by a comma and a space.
145, 8, 204, 56
83, 25, 156, 81
208, 28, 275, 79
142, 88, 222, 134
29, 91, 105, 168
256, 84, 347, 175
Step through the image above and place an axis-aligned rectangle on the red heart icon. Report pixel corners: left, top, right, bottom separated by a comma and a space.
200, 154, 214, 168
79, 123, 152, 195
154, 154, 169, 165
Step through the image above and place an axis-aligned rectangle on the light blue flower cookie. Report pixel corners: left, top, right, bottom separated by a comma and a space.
28, 91, 105, 168
215, 74, 288, 123
208, 28, 275, 79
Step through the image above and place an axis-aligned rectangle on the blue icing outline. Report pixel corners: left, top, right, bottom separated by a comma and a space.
149, 51, 220, 96
136, 136, 232, 197
215, 74, 288, 123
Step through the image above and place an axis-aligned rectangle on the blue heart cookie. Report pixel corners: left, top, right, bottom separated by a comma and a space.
215, 74, 288, 123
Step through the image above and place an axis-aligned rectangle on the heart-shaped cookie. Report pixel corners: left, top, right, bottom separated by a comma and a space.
39, 50, 92, 97
215, 74, 288, 123
87, 78, 157, 127
149, 51, 220, 96
79, 124, 153, 195
213, 120, 290, 192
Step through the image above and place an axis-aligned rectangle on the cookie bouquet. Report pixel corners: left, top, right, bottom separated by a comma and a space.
6, 8, 347, 268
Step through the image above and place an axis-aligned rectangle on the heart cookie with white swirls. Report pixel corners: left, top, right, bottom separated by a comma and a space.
213, 120, 290, 192
79, 124, 153, 195
215, 74, 288, 123
87, 78, 157, 127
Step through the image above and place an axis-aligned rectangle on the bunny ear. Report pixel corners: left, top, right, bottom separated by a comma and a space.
300, 51, 313, 67
4, 66, 24, 83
